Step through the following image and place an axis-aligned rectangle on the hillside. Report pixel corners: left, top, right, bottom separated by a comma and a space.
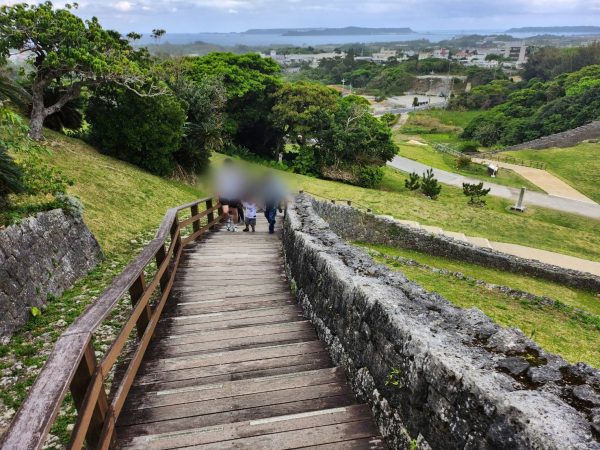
504, 143, 600, 204
36, 131, 206, 255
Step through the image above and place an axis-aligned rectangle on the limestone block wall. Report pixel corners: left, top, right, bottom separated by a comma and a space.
283, 194, 600, 449
312, 199, 600, 292
497, 121, 600, 152
0, 209, 103, 338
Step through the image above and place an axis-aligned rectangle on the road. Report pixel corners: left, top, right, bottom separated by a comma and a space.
372, 101, 447, 117
387, 156, 600, 220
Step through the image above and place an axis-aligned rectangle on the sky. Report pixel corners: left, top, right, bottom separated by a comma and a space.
3, 0, 600, 33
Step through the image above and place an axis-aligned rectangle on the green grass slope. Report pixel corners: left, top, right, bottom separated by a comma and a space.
40, 131, 206, 255
504, 143, 600, 204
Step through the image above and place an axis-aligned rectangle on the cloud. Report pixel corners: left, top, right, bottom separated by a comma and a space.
111, 1, 135, 12
60, 0, 599, 33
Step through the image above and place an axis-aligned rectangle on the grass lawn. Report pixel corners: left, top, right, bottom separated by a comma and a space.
504, 143, 600, 204
410, 109, 483, 128
395, 141, 543, 192
33, 130, 206, 254
361, 243, 600, 368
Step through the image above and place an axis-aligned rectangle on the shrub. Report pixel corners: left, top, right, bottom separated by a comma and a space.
463, 182, 491, 206
421, 168, 442, 199
404, 172, 421, 190
380, 113, 399, 128
291, 146, 317, 176
353, 165, 384, 188
459, 140, 479, 153
87, 87, 186, 176
456, 155, 471, 169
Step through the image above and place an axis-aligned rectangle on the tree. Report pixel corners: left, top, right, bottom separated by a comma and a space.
463, 182, 491, 206
271, 81, 339, 145
87, 86, 186, 176
0, 2, 163, 140
171, 77, 226, 174
189, 52, 282, 157
404, 172, 421, 190
421, 168, 441, 199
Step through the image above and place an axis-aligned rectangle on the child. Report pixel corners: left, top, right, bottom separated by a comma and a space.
242, 197, 257, 232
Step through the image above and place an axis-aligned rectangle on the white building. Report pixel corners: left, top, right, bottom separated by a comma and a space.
262, 50, 346, 68
372, 48, 397, 63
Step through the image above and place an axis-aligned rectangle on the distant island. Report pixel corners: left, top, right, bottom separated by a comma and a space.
244, 27, 416, 36
506, 26, 600, 34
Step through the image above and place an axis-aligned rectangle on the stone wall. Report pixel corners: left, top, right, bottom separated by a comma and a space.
283, 194, 600, 449
496, 121, 600, 152
312, 199, 600, 292
0, 209, 103, 338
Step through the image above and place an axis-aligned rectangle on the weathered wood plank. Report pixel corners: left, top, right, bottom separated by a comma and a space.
132, 351, 332, 387
117, 382, 353, 426
119, 404, 372, 449
117, 394, 356, 439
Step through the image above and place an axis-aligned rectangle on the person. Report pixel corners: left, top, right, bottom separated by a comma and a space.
216, 159, 245, 232
261, 172, 286, 234
242, 197, 257, 232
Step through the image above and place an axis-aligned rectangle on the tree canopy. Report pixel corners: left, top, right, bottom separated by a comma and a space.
0, 1, 161, 139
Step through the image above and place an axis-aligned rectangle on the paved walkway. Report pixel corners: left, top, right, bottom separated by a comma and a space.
392, 218, 600, 276
115, 216, 385, 449
472, 157, 596, 204
388, 156, 600, 220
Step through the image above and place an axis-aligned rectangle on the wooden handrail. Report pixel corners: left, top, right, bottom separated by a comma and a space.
0, 196, 223, 450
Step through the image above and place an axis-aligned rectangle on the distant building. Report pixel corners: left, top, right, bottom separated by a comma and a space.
372, 48, 397, 63
432, 48, 450, 59
503, 42, 528, 66
262, 49, 346, 68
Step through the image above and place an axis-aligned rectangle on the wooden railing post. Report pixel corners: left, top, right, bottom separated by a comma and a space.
70, 341, 110, 448
155, 244, 169, 293
206, 198, 215, 230
190, 203, 200, 233
217, 201, 224, 222
170, 215, 182, 254
129, 273, 151, 338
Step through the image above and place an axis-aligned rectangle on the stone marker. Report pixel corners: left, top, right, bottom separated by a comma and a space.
511, 187, 527, 212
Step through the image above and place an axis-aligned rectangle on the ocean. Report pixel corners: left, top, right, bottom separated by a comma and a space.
141, 30, 600, 47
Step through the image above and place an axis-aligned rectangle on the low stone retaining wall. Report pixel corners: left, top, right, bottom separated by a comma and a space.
312, 199, 600, 292
497, 121, 600, 152
0, 209, 103, 338
283, 194, 600, 449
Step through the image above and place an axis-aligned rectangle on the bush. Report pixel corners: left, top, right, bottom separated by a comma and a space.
459, 140, 479, 153
421, 168, 442, 199
291, 146, 317, 176
404, 171, 421, 190
380, 113, 399, 128
463, 182, 491, 206
353, 165, 384, 188
87, 87, 186, 176
455, 155, 471, 169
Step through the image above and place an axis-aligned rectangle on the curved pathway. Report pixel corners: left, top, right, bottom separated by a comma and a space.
387, 156, 600, 220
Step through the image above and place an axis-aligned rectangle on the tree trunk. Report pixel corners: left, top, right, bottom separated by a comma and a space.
28, 82, 47, 141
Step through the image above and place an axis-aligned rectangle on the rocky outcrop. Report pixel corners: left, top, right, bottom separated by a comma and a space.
0, 209, 103, 338
312, 199, 600, 292
497, 121, 600, 152
283, 194, 600, 449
